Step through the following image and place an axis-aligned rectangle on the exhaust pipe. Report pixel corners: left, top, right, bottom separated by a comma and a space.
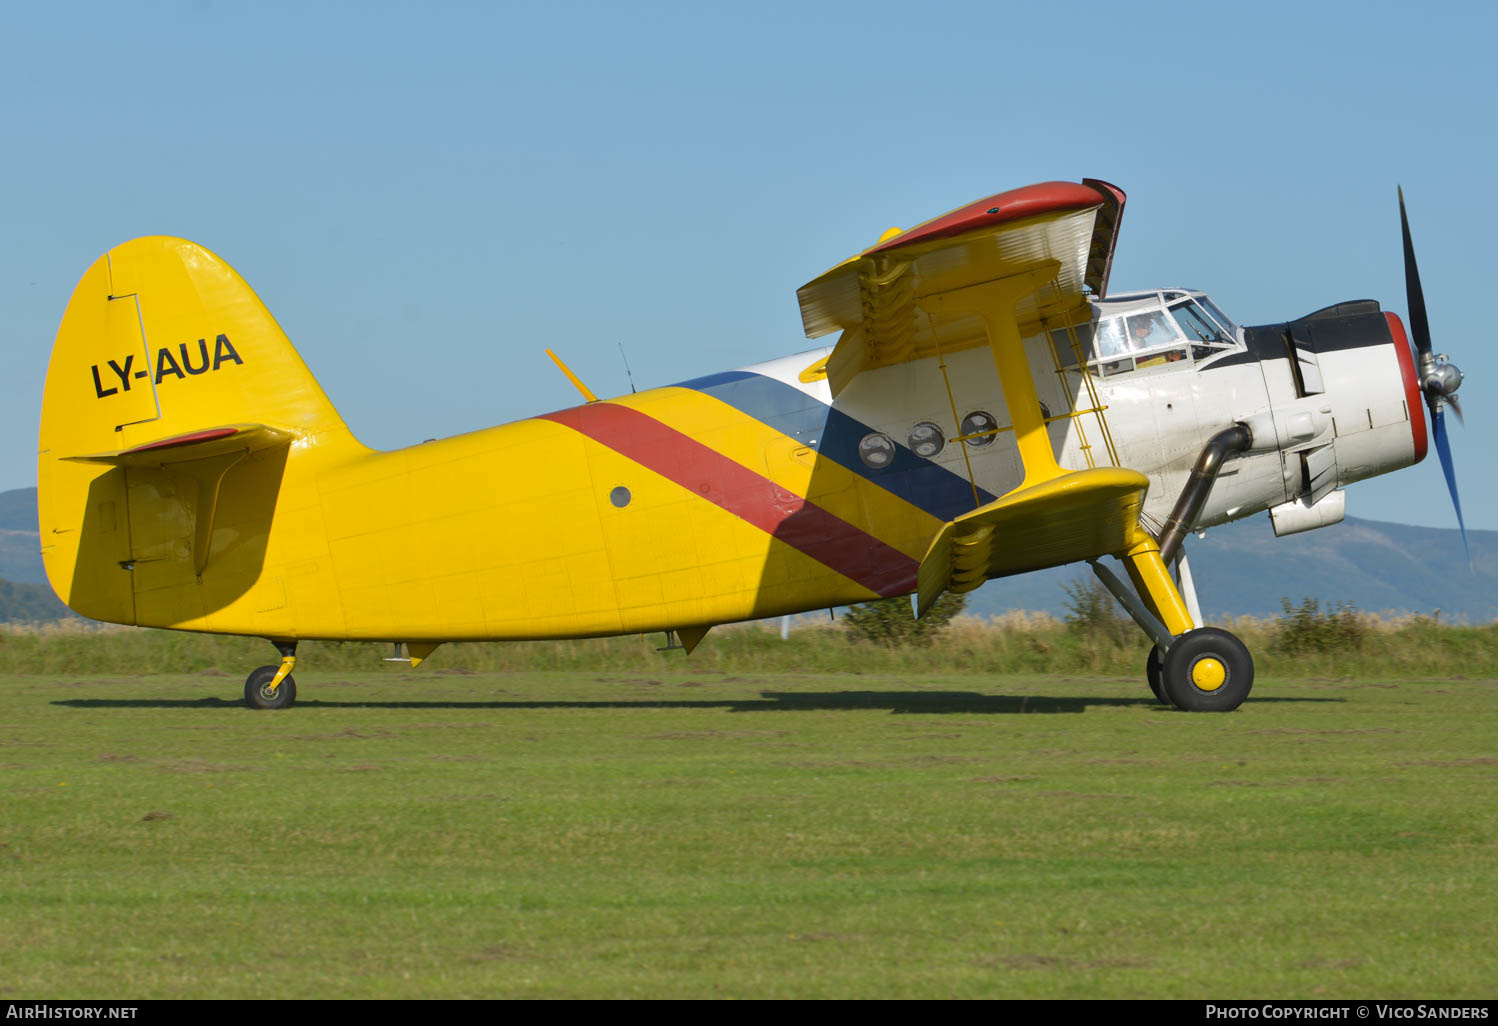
1156, 424, 1254, 565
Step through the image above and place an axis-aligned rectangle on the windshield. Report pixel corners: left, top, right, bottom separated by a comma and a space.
1053, 294, 1241, 375
1169, 301, 1232, 344
1196, 296, 1239, 336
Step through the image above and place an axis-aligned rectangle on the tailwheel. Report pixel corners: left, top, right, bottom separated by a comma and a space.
1160, 627, 1254, 712
245, 664, 297, 710
1145, 645, 1173, 706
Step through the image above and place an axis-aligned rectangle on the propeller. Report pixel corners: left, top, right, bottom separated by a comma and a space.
1399, 186, 1470, 561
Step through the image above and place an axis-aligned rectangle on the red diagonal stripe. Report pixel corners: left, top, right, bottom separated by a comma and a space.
540, 403, 918, 597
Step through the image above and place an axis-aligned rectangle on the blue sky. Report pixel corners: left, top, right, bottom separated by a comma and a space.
4, 0, 1494, 532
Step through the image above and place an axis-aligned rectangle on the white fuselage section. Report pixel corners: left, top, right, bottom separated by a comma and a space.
735, 290, 1423, 545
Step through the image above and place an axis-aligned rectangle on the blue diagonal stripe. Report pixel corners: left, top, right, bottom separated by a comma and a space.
674, 370, 992, 523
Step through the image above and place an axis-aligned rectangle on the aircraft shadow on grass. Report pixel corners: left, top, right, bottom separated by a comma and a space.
52, 691, 1342, 715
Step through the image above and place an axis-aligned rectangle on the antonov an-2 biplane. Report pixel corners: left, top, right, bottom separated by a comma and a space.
38, 178, 1467, 711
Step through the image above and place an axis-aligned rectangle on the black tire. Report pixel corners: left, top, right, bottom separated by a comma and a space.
1145, 645, 1173, 706
245, 665, 297, 710
1160, 628, 1253, 712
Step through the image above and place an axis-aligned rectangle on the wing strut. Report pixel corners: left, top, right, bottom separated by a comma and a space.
925, 262, 1065, 489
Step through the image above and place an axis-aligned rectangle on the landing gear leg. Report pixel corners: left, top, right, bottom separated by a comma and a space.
245, 641, 298, 710
1096, 536, 1255, 712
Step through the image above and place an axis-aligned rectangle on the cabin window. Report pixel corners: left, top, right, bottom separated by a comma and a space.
960, 411, 999, 447
858, 432, 896, 468
1050, 322, 1095, 367
908, 422, 945, 458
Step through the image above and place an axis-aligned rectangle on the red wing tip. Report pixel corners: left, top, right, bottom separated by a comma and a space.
868, 180, 1114, 256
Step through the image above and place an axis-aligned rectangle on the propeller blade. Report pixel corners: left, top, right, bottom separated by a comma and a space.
1399, 186, 1433, 357
1431, 405, 1471, 564
1448, 393, 1464, 426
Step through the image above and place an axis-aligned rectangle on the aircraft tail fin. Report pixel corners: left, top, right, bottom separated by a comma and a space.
38, 236, 364, 624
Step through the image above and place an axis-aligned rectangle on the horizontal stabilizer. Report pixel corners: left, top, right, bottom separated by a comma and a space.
917, 467, 1150, 616
63, 423, 294, 467
62, 423, 294, 578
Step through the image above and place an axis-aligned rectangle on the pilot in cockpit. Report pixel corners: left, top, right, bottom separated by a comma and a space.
1127, 311, 1176, 349
1129, 310, 1186, 366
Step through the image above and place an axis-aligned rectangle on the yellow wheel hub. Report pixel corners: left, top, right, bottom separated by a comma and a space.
1191, 657, 1227, 692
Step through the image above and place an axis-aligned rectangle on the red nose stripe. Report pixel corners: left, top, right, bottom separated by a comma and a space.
1386, 312, 1428, 464
539, 404, 920, 598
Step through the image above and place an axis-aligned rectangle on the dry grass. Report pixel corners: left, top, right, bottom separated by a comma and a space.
3, 610, 1497, 682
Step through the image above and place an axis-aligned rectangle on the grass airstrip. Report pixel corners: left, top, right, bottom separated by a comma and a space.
2, 616, 1496, 998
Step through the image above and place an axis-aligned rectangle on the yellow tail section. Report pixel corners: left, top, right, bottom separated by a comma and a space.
38, 236, 365, 627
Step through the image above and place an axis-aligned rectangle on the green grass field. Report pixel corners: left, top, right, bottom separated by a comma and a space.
2, 624, 1496, 998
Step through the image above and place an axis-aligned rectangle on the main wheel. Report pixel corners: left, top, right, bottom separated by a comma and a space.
1145, 645, 1173, 706
1160, 628, 1253, 712
245, 665, 297, 710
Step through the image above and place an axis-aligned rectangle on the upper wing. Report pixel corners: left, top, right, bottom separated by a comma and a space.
796, 178, 1125, 396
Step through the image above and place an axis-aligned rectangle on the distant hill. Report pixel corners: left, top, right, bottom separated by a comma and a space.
0, 487, 37, 532
0, 486, 76, 622
1, 487, 46, 588
948, 515, 1496, 623
0, 576, 74, 623
1, 485, 1493, 625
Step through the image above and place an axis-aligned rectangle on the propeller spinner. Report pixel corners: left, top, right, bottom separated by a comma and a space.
1399, 187, 1470, 559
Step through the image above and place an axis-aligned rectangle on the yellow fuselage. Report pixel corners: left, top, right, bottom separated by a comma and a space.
111, 376, 950, 642
38, 238, 973, 645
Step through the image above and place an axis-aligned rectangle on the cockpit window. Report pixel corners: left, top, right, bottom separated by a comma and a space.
1094, 317, 1128, 359
1054, 294, 1242, 376
1136, 347, 1188, 369
1169, 301, 1232, 345
1125, 311, 1179, 349
1050, 321, 1094, 366
1196, 297, 1239, 336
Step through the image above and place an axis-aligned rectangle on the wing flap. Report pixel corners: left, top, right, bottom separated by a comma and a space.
916, 467, 1150, 616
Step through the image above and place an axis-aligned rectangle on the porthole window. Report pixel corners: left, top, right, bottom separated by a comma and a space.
907, 422, 945, 458
609, 486, 632, 508
857, 432, 896, 469
961, 411, 999, 447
